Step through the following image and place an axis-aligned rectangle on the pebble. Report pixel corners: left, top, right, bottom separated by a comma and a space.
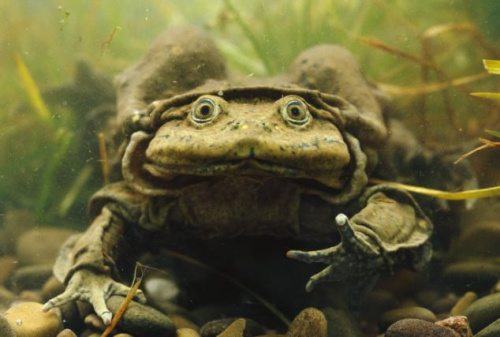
442, 261, 500, 292
3, 210, 36, 254
200, 318, 265, 337
450, 221, 500, 259
287, 307, 327, 337
3, 301, 62, 337
385, 318, 458, 337
380, 307, 437, 329
106, 295, 176, 336
217, 318, 246, 337
462, 292, 500, 333
450, 292, 477, 316
361, 290, 398, 320
170, 313, 199, 330
0, 256, 18, 285
11, 264, 54, 291
432, 295, 458, 315
321, 307, 364, 337
177, 328, 201, 337
0, 314, 15, 337
435, 316, 473, 337
475, 318, 500, 337
16, 228, 76, 266
56, 329, 78, 337
41, 276, 65, 301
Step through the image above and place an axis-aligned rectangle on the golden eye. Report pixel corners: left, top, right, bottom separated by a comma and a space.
282, 99, 310, 125
191, 98, 219, 123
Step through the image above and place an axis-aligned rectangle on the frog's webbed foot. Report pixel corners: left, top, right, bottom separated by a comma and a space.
42, 269, 146, 325
287, 213, 385, 310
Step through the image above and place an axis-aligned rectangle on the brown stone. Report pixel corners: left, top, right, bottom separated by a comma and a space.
4, 301, 62, 337
177, 328, 201, 337
16, 228, 76, 266
217, 318, 246, 337
56, 329, 78, 337
287, 307, 327, 337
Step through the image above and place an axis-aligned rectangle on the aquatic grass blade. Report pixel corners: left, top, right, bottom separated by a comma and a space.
483, 59, 500, 75
35, 130, 74, 218
485, 130, 500, 138
370, 179, 500, 200
470, 92, 500, 99
58, 164, 94, 217
222, 0, 275, 75
14, 54, 52, 123
378, 73, 487, 96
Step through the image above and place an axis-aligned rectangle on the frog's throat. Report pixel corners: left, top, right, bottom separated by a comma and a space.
122, 130, 368, 204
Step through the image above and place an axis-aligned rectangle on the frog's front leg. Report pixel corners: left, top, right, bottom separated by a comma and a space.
287, 189, 433, 311
42, 206, 146, 324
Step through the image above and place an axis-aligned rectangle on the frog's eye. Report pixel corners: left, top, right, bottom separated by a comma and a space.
191, 98, 220, 123
281, 99, 310, 125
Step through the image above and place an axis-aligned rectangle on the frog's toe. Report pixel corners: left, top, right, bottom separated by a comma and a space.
335, 213, 378, 256
287, 245, 341, 264
305, 265, 345, 292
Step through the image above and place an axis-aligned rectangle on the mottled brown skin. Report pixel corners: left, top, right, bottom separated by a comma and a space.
44, 26, 433, 324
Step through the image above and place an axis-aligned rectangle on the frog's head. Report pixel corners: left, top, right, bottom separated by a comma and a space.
122, 84, 381, 203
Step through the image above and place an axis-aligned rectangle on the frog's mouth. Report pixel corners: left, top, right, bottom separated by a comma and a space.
123, 131, 368, 204
141, 157, 346, 190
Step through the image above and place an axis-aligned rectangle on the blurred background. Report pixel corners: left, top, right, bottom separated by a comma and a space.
1, 0, 499, 228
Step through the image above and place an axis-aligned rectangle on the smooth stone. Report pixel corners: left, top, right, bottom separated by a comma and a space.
18, 290, 44, 303
361, 290, 398, 320
451, 221, 500, 259
0, 314, 15, 337
59, 301, 85, 333
450, 292, 477, 316
84, 314, 107, 331
0, 286, 16, 304
435, 316, 473, 337
41, 276, 66, 301
442, 261, 500, 292
217, 318, 246, 337
10, 263, 54, 291
287, 307, 326, 337
56, 329, 78, 337
114, 334, 134, 337
16, 228, 76, 266
200, 318, 265, 337
385, 319, 458, 337
3, 210, 36, 254
380, 307, 437, 329
106, 295, 176, 337
144, 275, 179, 302
476, 318, 500, 337
170, 313, 199, 330
415, 289, 440, 308
462, 292, 500, 333
321, 307, 364, 337
4, 301, 62, 337
0, 256, 18, 285
178, 328, 201, 337
432, 294, 459, 315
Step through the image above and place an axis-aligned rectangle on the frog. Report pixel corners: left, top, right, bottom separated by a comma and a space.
42, 26, 433, 326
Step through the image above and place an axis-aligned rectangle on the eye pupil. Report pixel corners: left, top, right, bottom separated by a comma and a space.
200, 104, 211, 116
290, 106, 300, 117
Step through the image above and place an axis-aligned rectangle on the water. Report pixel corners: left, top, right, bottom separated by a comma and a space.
0, 1, 499, 336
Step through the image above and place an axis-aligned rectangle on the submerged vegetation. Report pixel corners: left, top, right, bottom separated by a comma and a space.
1, 0, 499, 227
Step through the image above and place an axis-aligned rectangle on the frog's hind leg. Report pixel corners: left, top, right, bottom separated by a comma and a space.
115, 26, 228, 121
